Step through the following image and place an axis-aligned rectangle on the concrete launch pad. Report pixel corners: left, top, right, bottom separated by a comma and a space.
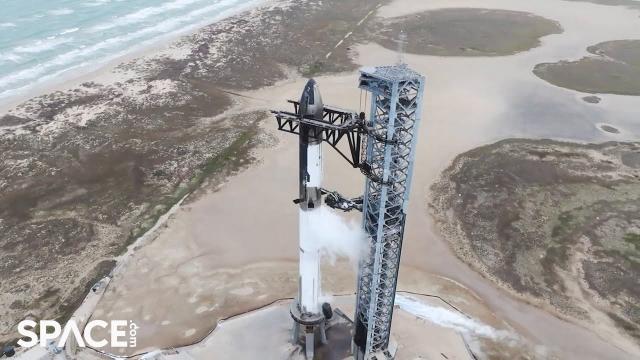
153, 294, 473, 360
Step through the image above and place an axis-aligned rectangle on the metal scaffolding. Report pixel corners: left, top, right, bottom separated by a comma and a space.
271, 63, 425, 360
353, 64, 425, 359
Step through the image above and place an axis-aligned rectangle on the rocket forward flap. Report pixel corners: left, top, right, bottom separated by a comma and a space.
299, 79, 324, 121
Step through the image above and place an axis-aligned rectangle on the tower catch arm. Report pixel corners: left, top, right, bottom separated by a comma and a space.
272, 100, 364, 167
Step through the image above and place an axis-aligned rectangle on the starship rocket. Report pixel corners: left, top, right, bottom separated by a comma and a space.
296, 79, 324, 316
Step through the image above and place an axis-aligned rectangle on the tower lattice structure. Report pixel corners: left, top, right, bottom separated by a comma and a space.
354, 65, 425, 360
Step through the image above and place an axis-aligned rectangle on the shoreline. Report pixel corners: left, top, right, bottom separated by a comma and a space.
427, 138, 640, 355
0, 0, 292, 344
0, 0, 274, 115
0, 0, 386, 348
85, 67, 637, 358
3, 0, 640, 358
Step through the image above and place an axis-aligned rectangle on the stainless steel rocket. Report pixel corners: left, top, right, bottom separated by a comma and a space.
296, 79, 324, 316
297, 79, 324, 211
272, 78, 363, 358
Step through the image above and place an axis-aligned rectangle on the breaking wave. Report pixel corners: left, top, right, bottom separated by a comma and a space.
0, 0, 262, 101
12, 37, 73, 54
90, 0, 205, 32
48, 8, 75, 16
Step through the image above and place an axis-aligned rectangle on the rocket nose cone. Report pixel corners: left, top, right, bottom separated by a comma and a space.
299, 79, 323, 119
302, 79, 316, 99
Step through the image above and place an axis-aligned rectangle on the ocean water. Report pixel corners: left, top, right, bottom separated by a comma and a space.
0, 0, 261, 102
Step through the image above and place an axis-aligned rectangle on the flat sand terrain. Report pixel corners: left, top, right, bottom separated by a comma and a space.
0, 0, 381, 343
83, 0, 640, 358
4, 0, 640, 359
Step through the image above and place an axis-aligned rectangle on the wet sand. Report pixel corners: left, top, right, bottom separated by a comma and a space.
0, 0, 383, 343
374, 8, 562, 57
430, 139, 640, 348
534, 40, 640, 95
75, 0, 640, 359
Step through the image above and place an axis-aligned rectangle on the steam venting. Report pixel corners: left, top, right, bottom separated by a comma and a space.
395, 294, 518, 341
302, 206, 366, 265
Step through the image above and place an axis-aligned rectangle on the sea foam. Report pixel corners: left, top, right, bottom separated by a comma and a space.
0, 0, 263, 101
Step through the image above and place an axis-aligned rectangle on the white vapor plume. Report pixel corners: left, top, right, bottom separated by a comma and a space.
302, 206, 367, 265
395, 294, 517, 341
298, 206, 366, 313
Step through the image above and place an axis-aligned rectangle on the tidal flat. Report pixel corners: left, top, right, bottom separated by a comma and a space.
373, 8, 562, 57
534, 40, 640, 95
430, 139, 640, 344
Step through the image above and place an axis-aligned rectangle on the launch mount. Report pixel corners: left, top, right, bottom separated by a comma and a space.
272, 64, 425, 360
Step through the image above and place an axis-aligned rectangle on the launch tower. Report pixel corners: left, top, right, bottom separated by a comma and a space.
353, 65, 425, 359
272, 63, 425, 359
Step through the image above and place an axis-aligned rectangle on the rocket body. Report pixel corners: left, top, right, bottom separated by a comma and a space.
298, 79, 324, 315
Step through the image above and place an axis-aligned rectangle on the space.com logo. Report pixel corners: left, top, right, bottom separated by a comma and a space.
17, 319, 138, 349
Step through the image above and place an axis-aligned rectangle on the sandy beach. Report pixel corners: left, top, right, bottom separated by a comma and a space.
0, 0, 379, 343
3, 0, 640, 358
84, 0, 640, 358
